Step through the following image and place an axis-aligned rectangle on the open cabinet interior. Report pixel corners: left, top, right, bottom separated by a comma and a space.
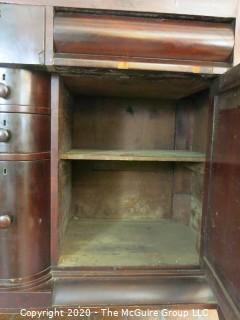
56, 71, 212, 268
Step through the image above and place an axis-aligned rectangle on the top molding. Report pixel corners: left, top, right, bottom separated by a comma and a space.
0, 0, 238, 18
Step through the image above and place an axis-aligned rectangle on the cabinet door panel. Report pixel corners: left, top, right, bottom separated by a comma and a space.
203, 65, 240, 319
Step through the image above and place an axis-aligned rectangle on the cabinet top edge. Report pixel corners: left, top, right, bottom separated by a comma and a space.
0, 0, 238, 18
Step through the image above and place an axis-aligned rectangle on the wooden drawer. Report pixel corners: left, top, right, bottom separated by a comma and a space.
0, 160, 50, 286
0, 68, 50, 109
54, 13, 234, 63
0, 113, 50, 154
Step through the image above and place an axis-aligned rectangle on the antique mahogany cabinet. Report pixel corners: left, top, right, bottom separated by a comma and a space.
0, 1, 240, 319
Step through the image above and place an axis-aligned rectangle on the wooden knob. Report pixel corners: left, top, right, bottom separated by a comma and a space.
0, 128, 11, 142
0, 215, 12, 229
0, 83, 10, 98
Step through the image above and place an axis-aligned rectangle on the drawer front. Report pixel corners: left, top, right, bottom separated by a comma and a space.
0, 160, 50, 280
0, 68, 50, 107
0, 113, 50, 153
54, 14, 234, 63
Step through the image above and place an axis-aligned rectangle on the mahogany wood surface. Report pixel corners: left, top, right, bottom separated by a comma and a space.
0, 68, 51, 293
0, 105, 50, 115
54, 14, 234, 63
0, 69, 50, 107
0, 113, 50, 154
1, 1, 240, 314
0, 1, 237, 74
202, 65, 240, 319
0, 152, 50, 161
53, 275, 216, 307
0, 160, 50, 284
0, 281, 52, 311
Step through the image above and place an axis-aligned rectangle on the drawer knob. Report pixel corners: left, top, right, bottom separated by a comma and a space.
0, 128, 11, 142
0, 215, 12, 229
0, 83, 10, 98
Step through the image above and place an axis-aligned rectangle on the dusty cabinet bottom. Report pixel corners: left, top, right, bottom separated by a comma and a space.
59, 218, 198, 267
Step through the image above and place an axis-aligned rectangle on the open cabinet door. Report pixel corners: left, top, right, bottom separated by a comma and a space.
202, 65, 240, 320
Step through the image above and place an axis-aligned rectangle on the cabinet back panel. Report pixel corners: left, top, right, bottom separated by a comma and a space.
175, 91, 209, 153
72, 162, 173, 220
191, 92, 210, 153
72, 97, 175, 150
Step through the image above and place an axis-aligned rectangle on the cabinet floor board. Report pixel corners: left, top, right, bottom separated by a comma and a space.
59, 218, 199, 267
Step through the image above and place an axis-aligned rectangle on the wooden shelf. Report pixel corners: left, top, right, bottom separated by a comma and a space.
60, 149, 206, 162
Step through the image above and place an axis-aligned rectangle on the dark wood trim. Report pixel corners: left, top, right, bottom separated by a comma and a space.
0, 282, 52, 311
200, 95, 216, 263
218, 308, 226, 320
0, 105, 50, 114
53, 274, 217, 307
203, 257, 240, 320
0, 0, 237, 18
214, 64, 240, 93
0, 292, 52, 312
0, 152, 50, 161
202, 67, 240, 319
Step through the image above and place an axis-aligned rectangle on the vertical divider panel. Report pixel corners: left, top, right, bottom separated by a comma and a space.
51, 75, 73, 266
51, 75, 60, 265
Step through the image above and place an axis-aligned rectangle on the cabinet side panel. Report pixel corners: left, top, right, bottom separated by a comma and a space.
51, 77, 73, 265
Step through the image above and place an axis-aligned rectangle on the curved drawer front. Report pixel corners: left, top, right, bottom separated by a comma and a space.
0, 68, 50, 108
54, 14, 234, 63
0, 160, 50, 282
0, 113, 50, 154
